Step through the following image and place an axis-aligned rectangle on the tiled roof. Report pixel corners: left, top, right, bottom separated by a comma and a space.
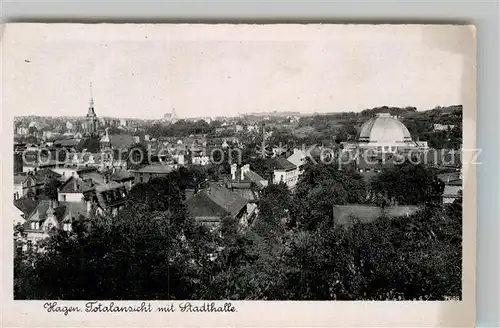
186, 193, 228, 219
30, 200, 66, 222
59, 201, 87, 220
130, 164, 176, 174
244, 169, 267, 186
274, 157, 297, 171
32, 168, 62, 184
186, 184, 248, 219
205, 184, 248, 216
14, 197, 39, 217
110, 169, 134, 181
59, 176, 95, 194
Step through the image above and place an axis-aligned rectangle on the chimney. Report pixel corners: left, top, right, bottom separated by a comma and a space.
240, 166, 245, 181
230, 163, 237, 180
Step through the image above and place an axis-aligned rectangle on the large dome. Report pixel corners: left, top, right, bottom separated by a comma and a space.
358, 113, 412, 144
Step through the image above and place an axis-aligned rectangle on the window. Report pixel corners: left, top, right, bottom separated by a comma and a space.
61, 194, 66, 201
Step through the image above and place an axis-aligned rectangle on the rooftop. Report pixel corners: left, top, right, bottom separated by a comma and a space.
186, 183, 248, 220
274, 157, 297, 171
59, 176, 95, 194
130, 164, 176, 174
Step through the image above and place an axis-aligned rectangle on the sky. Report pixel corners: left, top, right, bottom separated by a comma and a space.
2, 24, 470, 119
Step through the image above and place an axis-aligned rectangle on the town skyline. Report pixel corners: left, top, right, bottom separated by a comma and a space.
3, 24, 465, 119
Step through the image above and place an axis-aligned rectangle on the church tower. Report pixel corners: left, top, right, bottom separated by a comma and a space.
84, 83, 98, 136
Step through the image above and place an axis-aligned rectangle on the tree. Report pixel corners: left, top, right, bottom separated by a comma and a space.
14, 164, 462, 301
335, 128, 348, 143
370, 163, 442, 205
28, 126, 38, 135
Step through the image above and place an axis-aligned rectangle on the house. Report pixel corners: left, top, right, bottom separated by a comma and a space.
129, 163, 177, 185
223, 164, 267, 203
58, 176, 95, 203
14, 196, 39, 225
110, 169, 135, 190
19, 199, 87, 245
287, 148, 307, 175
186, 183, 255, 228
95, 184, 128, 217
273, 157, 299, 189
228, 163, 268, 191
14, 174, 27, 200
18, 168, 62, 198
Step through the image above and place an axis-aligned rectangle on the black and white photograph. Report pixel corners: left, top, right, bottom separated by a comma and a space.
3, 23, 475, 316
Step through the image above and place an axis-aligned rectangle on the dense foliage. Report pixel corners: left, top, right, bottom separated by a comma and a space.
146, 120, 213, 138
14, 163, 462, 301
370, 163, 445, 205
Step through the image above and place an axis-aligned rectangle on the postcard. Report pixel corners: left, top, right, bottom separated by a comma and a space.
1, 23, 476, 327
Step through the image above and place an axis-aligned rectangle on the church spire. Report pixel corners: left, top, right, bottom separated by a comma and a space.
84, 81, 98, 136
87, 82, 96, 117
89, 82, 94, 107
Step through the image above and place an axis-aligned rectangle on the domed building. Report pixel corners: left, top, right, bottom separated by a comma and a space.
358, 113, 427, 153
355, 113, 428, 153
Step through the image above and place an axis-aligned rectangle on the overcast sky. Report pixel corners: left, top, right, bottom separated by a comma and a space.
2, 24, 469, 119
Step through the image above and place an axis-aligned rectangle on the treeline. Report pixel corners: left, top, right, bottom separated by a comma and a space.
291, 105, 463, 149
145, 120, 214, 138
14, 163, 461, 300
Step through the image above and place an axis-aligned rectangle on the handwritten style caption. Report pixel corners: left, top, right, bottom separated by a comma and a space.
44, 301, 237, 315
